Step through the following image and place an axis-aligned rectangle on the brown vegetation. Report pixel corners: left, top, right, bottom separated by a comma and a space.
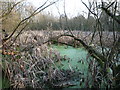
18, 30, 120, 48
1, 0, 120, 89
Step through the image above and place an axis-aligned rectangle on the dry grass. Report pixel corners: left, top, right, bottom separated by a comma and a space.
1, 30, 120, 88
2, 31, 79, 88
18, 30, 120, 47
2, 42, 65, 88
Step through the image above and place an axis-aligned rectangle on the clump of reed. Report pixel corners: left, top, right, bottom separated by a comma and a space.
1, 32, 81, 88
2, 30, 119, 89
18, 30, 120, 48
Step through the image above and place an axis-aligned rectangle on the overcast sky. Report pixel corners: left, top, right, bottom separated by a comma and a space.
2, 0, 120, 18
27, 0, 90, 18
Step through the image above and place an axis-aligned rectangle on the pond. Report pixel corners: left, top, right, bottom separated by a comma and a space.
51, 45, 91, 88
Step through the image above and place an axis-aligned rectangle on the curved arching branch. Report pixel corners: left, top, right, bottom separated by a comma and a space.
37, 34, 106, 67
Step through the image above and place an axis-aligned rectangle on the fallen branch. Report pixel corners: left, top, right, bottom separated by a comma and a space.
36, 34, 106, 67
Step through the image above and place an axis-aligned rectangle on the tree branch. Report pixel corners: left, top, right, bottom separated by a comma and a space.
2, 0, 59, 42
101, 6, 120, 24
36, 34, 106, 67
0, 0, 25, 19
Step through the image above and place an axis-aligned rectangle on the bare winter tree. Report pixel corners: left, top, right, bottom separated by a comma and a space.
1, 0, 120, 89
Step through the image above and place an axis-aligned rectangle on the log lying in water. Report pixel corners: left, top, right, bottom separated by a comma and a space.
48, 34, 106, 67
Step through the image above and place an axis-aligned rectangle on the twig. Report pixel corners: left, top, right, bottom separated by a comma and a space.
3, 0, 59, 42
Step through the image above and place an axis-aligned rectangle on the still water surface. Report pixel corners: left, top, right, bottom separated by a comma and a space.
52, 45, 91, 88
